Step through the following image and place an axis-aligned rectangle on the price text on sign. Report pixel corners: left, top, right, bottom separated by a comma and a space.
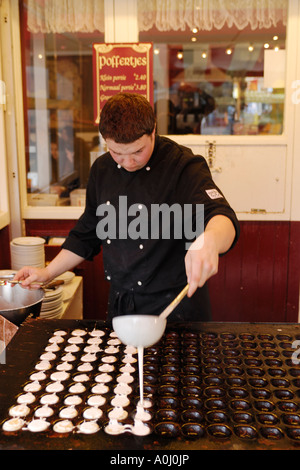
93, 43, 153, 124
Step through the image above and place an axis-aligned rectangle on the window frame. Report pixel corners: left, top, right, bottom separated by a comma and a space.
0, 2, 10, 230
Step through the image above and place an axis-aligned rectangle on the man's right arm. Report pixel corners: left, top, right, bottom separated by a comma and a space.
13, 248, 84, 287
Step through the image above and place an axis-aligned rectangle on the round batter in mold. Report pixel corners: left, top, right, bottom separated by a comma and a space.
67, 336, 84, 344
90, 328, 105, 336
121, 355, 137, 364
34, 405, 54, 418
105, 346, 119, 354
95, 373, 112, 383
9, 404, 30, 418
111, 395, 130, 408
50, 371, 70, 382
2, 417, 25, 432
77, 421, 99, 434
84, 344, 101, 353
61, 353, 76, 362
113, 383, 132, 395
109, 331, 118, 338
87, 395, 106, 407
108, 407, 128, 420
91, 383, 109, 395
81, 353, 97, 362
134, 406, 151, 421
101, 355, 117, 364
136, 398, 152, 409
82, 407, 103, 420
59, 406, 78, 419
53, 419, 74, 433
73, 373, 90, 382
117, 373, 134, 384
77, 363, 93, 372
40, 393, 59, 405
69, 383, 86, 394
17, 393, 36, 405
35, 361, 52, 371
49, 336, 65, 344
87, 337, 103, 345
124, 345, 137, 355
23, 381, 42, 393
64, 395, 82, 406
56, 362, 73, 372
30, 371, 47, 381
27, 419, 50, 433
77, 421, 100, 434
98, 363, 114, 373
53, 330, 67, 336
45, 381, 64, 393
104, 419, 125, 435
107, 338, 121, 346
40, 352, 56, 361
131, 420, 151, 436
64, 344, 80, 353
45, 343, 60, 352
120, 363, 135, 373
71, 329, 87, 336
89, 329, 105, 337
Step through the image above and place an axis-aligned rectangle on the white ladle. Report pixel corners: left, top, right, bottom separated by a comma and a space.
112, 284, 189, 407
112, 284, 189, 349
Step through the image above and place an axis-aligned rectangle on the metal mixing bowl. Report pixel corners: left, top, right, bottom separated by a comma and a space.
0, 282, 44, 326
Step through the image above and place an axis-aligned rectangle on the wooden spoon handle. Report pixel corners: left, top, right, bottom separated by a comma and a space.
159, 284, 189, 321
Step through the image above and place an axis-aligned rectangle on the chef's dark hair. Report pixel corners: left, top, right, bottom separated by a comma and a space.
99, 93, 156, 143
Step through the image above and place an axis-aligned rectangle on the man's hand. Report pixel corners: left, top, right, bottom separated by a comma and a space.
13, 249, 85, 288
13, 266, 52, 288
185, 215, 236, 297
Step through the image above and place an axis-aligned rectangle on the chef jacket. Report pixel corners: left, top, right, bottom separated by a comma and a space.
62, 135, 240, 322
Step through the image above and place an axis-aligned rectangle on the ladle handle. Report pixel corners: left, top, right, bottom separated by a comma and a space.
159, 284, 189, 321
8, 279, 64, 289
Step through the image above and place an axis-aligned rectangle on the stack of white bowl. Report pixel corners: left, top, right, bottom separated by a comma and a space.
10, 237, 45, 271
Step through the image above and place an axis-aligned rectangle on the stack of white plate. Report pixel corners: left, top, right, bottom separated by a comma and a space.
40, 272, 75, 319
55, 271, 75, 302
10, 237, 45, 271
40, 286, 64, 319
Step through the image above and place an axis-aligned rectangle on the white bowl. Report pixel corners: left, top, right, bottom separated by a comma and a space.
112, 314, 167, 348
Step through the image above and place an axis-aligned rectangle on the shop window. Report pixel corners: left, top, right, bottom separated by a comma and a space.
20, 0, 287, 208
138, 0, 287, 136
20, 0, 105, 206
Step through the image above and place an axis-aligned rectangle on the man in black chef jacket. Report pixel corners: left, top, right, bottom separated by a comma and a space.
14, 93, 239, 322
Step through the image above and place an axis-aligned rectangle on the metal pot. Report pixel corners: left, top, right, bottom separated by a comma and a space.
0, 282, 44, 326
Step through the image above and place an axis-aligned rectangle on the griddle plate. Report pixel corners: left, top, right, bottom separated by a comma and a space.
0, 319, 300, 450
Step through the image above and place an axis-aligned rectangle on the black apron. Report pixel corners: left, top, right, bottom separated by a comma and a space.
107, 284, 212, 323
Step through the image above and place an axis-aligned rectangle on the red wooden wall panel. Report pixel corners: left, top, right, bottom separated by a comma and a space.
0, 226, 11, 269
287, 221, 300, 322
208, 221, 298, 323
